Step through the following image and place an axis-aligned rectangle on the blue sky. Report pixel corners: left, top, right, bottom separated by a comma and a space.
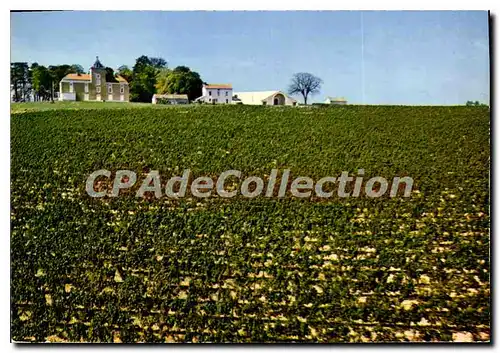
11, 11, 490, 104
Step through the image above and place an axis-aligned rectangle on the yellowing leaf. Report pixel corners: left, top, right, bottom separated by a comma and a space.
312, 285, 323, 294
114, 269, 123, 283
45, 294, 53, 306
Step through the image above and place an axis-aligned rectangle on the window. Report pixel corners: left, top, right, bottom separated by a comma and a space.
225, 91, 228, 96
209, 91, 212, 96
84, 83, 89, 93
120, 85, 124, 94
69, 82, 74, 93
96, 74, 101, 79
226, 99, 228, 103
108, 85, 113, 94
217, 89, 220, 96
209, 98, 211, 102
96, 86, 101, 93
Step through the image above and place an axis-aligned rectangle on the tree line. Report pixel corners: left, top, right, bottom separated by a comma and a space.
11, 55, 204, 103
466, 100, 488, 106
12, 54, 326, 104
11, 62, 86, 102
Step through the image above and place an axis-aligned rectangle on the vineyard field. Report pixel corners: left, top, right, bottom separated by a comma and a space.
11, 105, 490, 343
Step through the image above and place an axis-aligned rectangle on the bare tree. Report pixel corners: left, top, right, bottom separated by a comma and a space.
288, 72, 323, 105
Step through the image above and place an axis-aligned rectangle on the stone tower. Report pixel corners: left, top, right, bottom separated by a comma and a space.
90, 56, 106, 100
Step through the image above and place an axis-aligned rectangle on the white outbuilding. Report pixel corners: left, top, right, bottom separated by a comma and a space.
232, 91, 297, 106
324, 97, 347, 105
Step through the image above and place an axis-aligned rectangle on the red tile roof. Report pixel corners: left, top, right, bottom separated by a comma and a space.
205, 84, 232, 89
64, 73, 91, 81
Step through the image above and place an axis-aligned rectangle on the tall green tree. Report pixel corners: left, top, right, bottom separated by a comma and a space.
155, 68, 171, 94
130, 55, 167, 102
155, 66, 203, 102
30, 63, 52, 101
11, 62, 30, 102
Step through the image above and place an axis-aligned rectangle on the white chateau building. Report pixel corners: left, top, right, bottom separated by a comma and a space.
195, 83, 233, 104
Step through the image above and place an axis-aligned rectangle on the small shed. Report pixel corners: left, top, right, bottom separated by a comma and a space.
152, 94, 189, 104
324, 97, 347, 105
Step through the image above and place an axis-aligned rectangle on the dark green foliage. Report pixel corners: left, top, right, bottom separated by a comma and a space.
466, 101, 488, 107
105, 67, 119, 83
11, 105, 490, 342
156, 66, 203, 102
11, 62, 30, 102
30, 64, 53, 101
130, 56, 167, 103
48, 65, 73, 84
